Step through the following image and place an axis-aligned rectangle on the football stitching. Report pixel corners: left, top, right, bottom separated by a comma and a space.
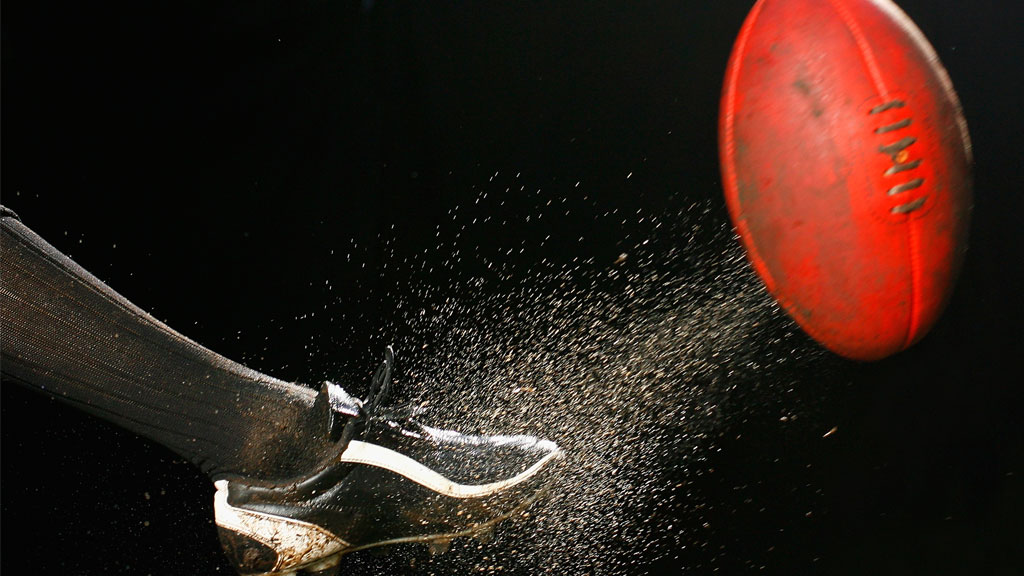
870, 101, 927, 215
865, 100, 925, 347
831, 0, 932, 221
831, 0, 924, 354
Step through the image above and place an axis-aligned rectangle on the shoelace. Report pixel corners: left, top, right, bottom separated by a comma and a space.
328, 346, 422, 445
362, 346, 394, 420
223, 348, 422, 499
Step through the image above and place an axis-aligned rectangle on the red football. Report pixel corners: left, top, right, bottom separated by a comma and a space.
719, 0, 972, 360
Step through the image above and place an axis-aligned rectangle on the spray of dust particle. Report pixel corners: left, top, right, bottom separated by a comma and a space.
336, 180, 828, 574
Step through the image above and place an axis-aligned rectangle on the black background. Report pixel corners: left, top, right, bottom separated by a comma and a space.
3, 1, 1022, 574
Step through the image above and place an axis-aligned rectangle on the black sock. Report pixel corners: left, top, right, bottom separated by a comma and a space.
1, 208, 333, 480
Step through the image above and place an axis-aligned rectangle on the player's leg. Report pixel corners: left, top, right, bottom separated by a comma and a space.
1, 205, 331, 480
1, 206, 563, 575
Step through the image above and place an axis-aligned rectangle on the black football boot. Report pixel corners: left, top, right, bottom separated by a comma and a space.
213, 347, 564, 575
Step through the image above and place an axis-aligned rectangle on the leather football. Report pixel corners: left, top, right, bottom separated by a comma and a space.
719, 0, 973, 360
